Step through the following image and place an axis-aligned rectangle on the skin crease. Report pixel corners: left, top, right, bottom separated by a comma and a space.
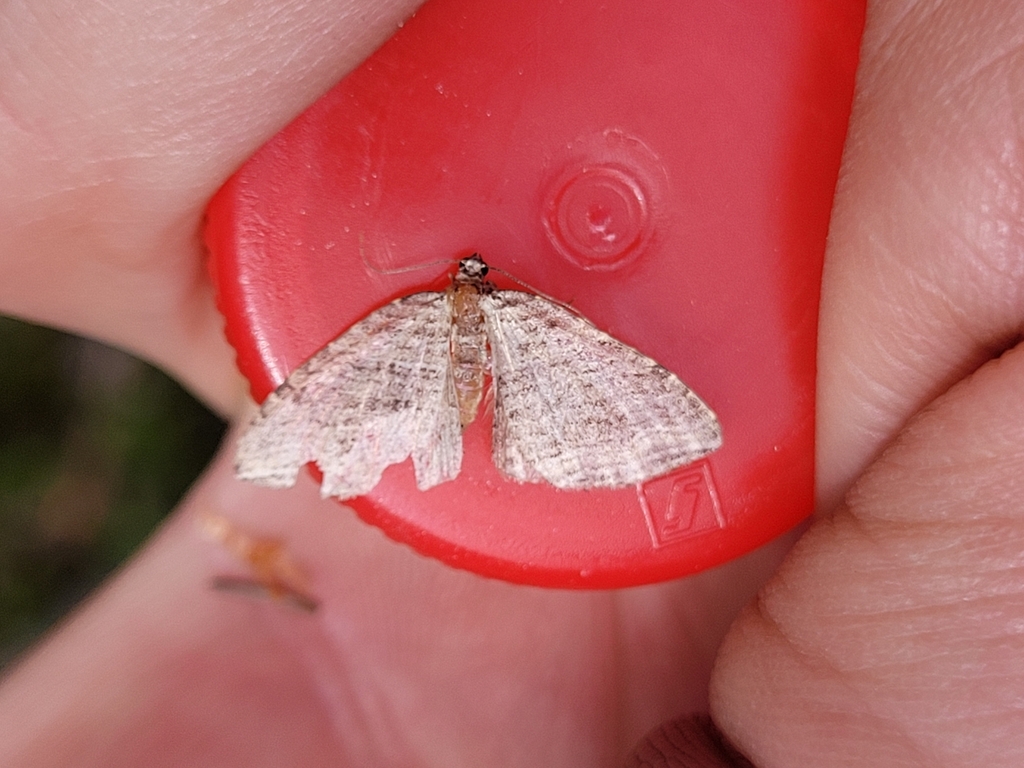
0, 1, 1021, 767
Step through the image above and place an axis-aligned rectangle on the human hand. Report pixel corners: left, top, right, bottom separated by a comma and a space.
2, 1, 1020, 766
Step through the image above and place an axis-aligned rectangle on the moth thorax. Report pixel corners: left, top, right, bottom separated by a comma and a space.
449, 282, 489, 429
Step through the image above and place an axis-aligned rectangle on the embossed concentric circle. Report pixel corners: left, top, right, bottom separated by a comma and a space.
544, 163, 652, 270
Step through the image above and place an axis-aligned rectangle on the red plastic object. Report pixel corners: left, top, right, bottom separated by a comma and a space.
206, 0, 863, 588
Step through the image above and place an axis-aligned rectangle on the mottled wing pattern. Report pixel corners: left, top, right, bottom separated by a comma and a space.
482, 291, 722, 489
235, 292, 462, 500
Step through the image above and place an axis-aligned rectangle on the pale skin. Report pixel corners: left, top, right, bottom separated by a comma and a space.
0, 1, 1022, 765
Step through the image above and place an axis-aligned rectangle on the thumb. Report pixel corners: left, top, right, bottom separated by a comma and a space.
708, 342, 1024, 766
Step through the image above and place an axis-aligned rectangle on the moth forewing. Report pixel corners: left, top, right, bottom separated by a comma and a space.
235, 290, 461, 499
481, 290, 721, 489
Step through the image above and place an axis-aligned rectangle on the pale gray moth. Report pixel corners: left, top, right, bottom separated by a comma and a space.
235, 255, 722, 500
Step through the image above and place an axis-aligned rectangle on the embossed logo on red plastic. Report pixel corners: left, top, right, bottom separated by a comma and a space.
638, 462, 724, 548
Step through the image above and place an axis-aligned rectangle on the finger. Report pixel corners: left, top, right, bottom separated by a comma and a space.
0, 0, 425, 414
817, 0, 1024, 510
711, 339, 1024, 766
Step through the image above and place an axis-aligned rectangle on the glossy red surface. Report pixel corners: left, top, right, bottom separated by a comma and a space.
206, 0, 864, 587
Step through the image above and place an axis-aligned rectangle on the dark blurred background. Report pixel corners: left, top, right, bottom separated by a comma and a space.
0, 316, 226, 669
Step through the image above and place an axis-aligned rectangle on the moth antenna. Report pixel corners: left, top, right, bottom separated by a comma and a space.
488, 264, 591, 321
358, 234, 454, 276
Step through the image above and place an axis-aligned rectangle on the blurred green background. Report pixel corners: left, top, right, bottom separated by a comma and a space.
0, 316, 226, 669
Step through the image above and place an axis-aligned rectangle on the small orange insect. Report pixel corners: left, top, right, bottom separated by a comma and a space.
199, 511, 319, 612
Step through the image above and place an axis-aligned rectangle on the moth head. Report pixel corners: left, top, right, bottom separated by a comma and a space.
457, 254, 489, 283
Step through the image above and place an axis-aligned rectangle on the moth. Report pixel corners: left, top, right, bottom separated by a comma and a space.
235, 255, 722, 500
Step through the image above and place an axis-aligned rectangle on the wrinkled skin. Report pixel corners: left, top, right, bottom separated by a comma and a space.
1, 1, 1023, 766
